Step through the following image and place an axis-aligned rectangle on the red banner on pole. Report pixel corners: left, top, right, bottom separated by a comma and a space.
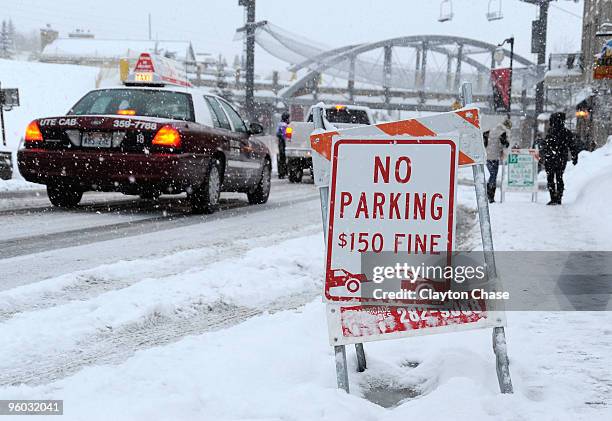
490, 68, 512, 112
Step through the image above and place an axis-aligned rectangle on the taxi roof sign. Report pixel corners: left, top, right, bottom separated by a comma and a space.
125, 53, 193, 88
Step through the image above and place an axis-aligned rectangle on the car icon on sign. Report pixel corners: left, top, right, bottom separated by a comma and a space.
327, 269, 368, 298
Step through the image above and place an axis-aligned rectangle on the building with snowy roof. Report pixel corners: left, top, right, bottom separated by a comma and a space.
40, 36, 196, 69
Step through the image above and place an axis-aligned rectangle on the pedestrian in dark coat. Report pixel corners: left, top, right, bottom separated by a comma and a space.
276, 111, 290, 179
540, 112, 578, 205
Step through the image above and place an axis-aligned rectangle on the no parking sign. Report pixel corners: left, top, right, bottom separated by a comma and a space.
325, 138, 458, 302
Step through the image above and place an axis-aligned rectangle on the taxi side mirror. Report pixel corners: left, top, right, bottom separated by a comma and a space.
248, 122, 264, 135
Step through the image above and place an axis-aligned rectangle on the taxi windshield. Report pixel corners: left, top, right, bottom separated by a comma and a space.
69, 89, 194, 121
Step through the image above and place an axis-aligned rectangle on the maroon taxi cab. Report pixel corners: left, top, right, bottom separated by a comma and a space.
17, 54, 271, 214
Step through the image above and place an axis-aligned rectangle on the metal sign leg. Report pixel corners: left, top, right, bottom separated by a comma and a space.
493, 327, 513, 393
472, 163, 514, 394
355, 343, 367, 372
321, 183, 367, 388
500, 160, 505, 203
334, 345, 350, 393
0, 106, 6, 147
318, 185, 329, 237
0, 81, 5, 147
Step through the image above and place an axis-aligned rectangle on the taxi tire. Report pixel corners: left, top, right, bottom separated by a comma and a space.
47, 183, 83, 208
190, 158, 222, 214
248, 160, 271, 205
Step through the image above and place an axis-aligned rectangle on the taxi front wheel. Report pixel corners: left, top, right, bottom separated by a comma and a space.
47, 182, 83, 208
248, 160, 271, 205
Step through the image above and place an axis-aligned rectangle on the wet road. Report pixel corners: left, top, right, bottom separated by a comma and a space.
0, 179, 321, 290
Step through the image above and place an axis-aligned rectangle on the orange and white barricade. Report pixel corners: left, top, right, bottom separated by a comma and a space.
310, 107, 501, 343
309, 103, 513, 395
309, 108, 485, 187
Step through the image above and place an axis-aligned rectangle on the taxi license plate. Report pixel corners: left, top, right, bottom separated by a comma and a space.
82, 132, 112, 148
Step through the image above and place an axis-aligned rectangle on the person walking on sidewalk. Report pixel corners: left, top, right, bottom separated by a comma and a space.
276, 111, 290, 179
485, 118, 511, 203
541, 112, 578, 205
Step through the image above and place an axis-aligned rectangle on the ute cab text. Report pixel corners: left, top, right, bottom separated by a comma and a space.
18, 53, 271, 214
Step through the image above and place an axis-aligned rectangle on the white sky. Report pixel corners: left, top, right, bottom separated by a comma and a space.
2, 0, 584, 73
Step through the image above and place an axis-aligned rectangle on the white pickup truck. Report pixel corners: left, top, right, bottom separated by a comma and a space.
285, 104, 375, 183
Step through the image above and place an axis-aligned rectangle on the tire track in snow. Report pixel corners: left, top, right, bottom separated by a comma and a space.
0, 292, 316, 387
0, 223, 321, 323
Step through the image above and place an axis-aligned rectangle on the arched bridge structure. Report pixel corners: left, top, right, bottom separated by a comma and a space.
222, 22, 549, 114
279, 34, 538, 113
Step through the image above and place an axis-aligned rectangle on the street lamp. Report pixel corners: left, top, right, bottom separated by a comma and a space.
238, 0, 256, 121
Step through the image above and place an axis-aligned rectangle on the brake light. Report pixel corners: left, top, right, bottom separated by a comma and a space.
285, 126, 293, 140
334, 105, 346, 110
117, 109, 136, 116
152, 125, 181, 148
25, 121, 43, 142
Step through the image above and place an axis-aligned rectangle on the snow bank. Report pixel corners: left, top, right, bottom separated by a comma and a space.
0, 178, 41, 192
479, 140, 612, 251
565, 140, 612, 203
0, 59, 98, 185
532, 139, 612, 208
564, 140, 612, 241
0, 59, 98, 152
3, 301, 609, 421
0, 234, 324, 373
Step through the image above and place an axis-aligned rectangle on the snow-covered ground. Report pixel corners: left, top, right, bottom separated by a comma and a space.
489, 140, 612, 251
0, 179, 42, 192
0, 58, 98, 187
0, 145, 611, 420
0, 59, 98, 153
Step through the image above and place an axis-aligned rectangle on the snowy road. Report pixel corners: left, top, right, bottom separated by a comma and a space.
0, 179, 320, 290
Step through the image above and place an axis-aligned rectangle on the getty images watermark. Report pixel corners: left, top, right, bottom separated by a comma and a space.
358, 251, 612, 311
369, 261, 509, 302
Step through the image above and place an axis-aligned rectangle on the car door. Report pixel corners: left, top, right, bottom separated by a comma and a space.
217, 98, 261, 186
203, 95, 244, 189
